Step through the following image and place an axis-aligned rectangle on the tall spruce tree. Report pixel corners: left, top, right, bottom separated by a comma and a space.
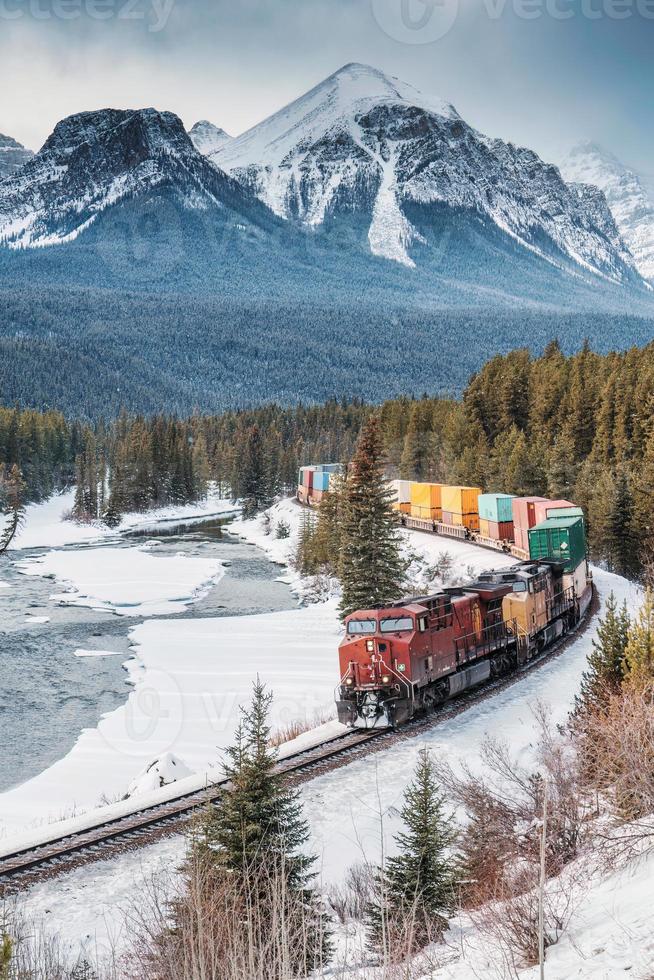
368, 748, 456, 956
573, 591, 629, 719
196, 679, 329, 968
604, 467, 638, 579
339, 416, 405, 619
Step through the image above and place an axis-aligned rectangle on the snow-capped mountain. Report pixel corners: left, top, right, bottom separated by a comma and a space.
0, 133, 33, 178
0, 108, 272, 248
188, 120, 232, 156
560, 142, 654, 282
210, 62, 637, 282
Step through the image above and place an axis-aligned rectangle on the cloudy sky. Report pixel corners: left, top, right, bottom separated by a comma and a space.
1, 0, 652, 177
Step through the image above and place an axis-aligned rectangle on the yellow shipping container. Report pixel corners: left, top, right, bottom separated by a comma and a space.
479, 517, 490, 537
441, 485, 481, 515
452, 512, 480, 531
409, 482, 442, 519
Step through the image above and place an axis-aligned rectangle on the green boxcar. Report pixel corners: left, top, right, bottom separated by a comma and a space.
528, 516, 586, 573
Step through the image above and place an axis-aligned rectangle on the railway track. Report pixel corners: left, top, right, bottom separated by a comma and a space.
1, 498, 598, 894
0, 584, 598, 893
0, 727, 384, 891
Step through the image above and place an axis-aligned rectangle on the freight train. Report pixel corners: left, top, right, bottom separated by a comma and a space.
336, 557, 592, 727
297, 470, 592, 728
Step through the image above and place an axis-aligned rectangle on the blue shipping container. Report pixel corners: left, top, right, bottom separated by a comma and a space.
313, 471, 330, 492
478, 493, 515, 524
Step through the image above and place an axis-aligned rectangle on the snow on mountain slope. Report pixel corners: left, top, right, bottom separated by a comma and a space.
0, 132, 33, 178
188, 119, 232, 156
561, 142, 654, 282
211, 63, 637, 280
0, 108, 271, 248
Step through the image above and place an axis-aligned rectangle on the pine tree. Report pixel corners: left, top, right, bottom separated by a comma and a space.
368, 748, 456, 957
339, 416, 405, 619
195, 679, 329, 970
624, 589, 654, 690
0, 463, 26, 554
604, 467, 639, 579
70, 958, 97, 980
573, 591, 629, 719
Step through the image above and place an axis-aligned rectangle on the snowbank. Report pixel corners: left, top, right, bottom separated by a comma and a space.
16, 546, 228, 617
9, 488, 240, 551
0, 599, 341, 836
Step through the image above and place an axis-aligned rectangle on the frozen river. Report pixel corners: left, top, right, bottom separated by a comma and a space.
0, 520, 295, 793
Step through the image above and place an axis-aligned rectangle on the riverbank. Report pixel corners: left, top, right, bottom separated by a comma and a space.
0, 494, 339, 837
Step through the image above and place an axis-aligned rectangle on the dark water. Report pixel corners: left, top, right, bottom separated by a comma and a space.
0, 522, 295, 793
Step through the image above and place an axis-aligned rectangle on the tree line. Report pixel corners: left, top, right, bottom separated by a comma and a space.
6, 338, 654, 577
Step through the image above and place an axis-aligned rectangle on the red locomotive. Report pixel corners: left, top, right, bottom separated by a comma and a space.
336, 559, 584, 727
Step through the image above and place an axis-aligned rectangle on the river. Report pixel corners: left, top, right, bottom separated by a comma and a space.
0, 519, 296, 793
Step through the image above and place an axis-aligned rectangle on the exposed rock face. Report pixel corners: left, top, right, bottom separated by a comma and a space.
0, 133, 34, 178
561, 142, 654, 282
0, 108, 270, 247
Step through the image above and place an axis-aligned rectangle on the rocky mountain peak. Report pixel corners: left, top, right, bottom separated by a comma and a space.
188, 120, 232, 156
0, 132, 34, 178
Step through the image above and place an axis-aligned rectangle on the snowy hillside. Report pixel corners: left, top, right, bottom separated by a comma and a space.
0, 132, 33, 178
561, 142, 654, 282
211, 62, 638, 280
8, 499, 652, 979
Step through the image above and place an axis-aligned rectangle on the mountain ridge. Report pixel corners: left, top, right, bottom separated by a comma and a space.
560, 141, 654, 282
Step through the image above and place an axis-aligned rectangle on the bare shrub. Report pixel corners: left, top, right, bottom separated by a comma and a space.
574, 684, 654, 853
0, 903, 114, 980
126, 849, 330, 980
438, 705, 589, 908
471, 864, 580, 976
327, 863, 376, 924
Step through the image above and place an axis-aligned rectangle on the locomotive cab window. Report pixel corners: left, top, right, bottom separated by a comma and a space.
380, 616, 413, 633
418, 616, 428, 632
347, 619, 376, 635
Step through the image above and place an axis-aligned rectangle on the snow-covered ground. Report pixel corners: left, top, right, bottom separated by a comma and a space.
7, 495, 652, 977
16, 546, 228, 617
7, 487, 240, 551
0, 496, 341, 836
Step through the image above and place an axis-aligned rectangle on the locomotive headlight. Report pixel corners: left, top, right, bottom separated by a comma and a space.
381, 674, 391, 684
345, 678, 354, 686
366, 640, 374, 652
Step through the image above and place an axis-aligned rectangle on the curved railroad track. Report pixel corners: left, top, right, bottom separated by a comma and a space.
0, 584, 598, 893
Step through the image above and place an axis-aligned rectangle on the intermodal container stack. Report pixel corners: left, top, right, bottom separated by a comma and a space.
297, 463, 343, 505
441, 485, 481, 531
410, 482, 442, 521
511, 496, 549, 552
532, 499, 576, 525
390, 480, 412, 515
477, 493, 515, 541
527, 514, 587, 573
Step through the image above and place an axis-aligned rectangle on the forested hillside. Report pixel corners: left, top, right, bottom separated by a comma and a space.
4, 339, 654, 577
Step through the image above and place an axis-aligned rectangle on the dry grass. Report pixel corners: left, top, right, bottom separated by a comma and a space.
268, 710, 334, 748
